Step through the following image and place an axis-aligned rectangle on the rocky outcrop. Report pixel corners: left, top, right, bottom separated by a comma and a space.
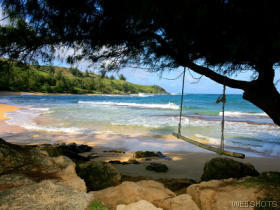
146, 162, 168, 172
117, 200, 162, 210
0, 180, 92, 210
0, 174, 35, 191
38, 142, 91, 163
0, 138, 87, 192
201, 157, 259, 181
77, 161, 121, 191
187, 178, 268, 210
93, 180, 175, 209
135, 151, 159, 158
160, 194, 200, 210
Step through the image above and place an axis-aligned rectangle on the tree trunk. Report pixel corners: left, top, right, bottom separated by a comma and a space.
243, 79, 280, 126
184, 61, 280, 126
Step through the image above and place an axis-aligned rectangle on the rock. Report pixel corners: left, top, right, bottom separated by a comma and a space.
93, 180, 175, 209
160, 194, 200, 210
117, 200, 162, 210
51, 155, 87, 192
0, 174, 35, 191
158, 178, 196, 194
0, 180, 92, 210
156, 152, 172, 160
38, 143, 91, 163
135, 151, 158, 158
121, 175, 195, 195
187, 178, 267, 210
146, 162, 168, 172
109, 160, 123, 164
104, 150, 125, 154
127, 159, 140, 164
201, 157, 259, 181
77, 161, 121, 191
0, 138, 87, 192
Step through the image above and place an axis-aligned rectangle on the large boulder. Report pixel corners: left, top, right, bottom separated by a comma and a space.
146, 162, 168, 172
160, 194, 200, 210
117, 200, 162, 210
0, 180, 92, 210
201, 157, 259, 181
187, 178, 267, 210
0, 174, 35, 191
0, 138, 87, 192
135, 151, 159, 158
93, 180, 175, 209
77, 161, 121, 191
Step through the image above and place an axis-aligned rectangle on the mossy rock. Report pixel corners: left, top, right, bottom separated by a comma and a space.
135, 151, 158, 158
201, 157, 259, 181
146, 163, 168, 173
244, 171, 280, 188
77, 161, 121, 191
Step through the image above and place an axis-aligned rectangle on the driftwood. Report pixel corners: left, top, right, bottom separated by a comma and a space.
173, 133, 245, 159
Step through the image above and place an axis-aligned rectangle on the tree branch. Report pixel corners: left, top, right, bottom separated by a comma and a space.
185, 62, 251, 90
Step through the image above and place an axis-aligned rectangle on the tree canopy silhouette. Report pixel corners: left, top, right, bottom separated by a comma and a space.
1, 0, 280, 125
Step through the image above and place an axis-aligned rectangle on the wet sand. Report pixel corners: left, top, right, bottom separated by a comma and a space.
84, 148, 280, 181
0, 104, 20, 120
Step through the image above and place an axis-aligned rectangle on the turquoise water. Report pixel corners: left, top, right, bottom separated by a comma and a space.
1, 94, 280, 157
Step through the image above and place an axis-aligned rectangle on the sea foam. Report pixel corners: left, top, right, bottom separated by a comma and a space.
78, 101, 180, 110
219, 111, 268, 118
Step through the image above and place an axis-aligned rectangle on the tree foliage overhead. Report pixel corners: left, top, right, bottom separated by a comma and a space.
1, 0, 280, 125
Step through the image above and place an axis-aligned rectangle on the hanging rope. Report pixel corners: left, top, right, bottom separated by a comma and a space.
220, 84, 226, 152
178, 67, 186, 135
216, 83, 226, 153
174, 71, 245, 159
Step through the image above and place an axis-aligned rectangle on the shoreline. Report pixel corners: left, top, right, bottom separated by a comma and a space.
0, 91, 167, 97
0, 92, 279, 181
0, 104, 20, 121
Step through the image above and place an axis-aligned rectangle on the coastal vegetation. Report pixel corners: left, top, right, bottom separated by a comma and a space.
0, 59, 167, 94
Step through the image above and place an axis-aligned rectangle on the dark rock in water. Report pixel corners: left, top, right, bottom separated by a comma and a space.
38, 143, 91, 163
156, 152, 172, 160
109, 160, 123, 164
201, 157, 259, 181
77, 161, 121, 191
127, 159, 140, 164
104, 150, 125, 154
135, 151, 159, 158
146, 163, 168, 173
67, 143, 92, 153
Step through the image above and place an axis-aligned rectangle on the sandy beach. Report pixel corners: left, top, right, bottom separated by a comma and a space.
0, 104, 20, 121
79, 147, 280, 181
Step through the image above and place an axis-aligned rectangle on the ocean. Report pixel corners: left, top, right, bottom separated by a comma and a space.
1, 94, 280, 157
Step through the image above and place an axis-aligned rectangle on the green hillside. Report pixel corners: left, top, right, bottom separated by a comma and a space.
0, 59, 167, 94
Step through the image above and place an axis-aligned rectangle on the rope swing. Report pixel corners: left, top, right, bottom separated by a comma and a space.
173, 67, 245, 159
